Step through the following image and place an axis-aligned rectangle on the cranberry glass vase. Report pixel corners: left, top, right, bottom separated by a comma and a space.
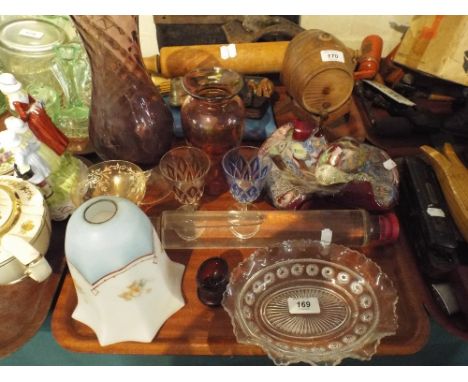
71, 16, 173, 167
181, 67, 245, 195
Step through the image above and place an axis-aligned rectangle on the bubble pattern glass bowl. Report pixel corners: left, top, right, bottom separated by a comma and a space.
222, 240, 398, 366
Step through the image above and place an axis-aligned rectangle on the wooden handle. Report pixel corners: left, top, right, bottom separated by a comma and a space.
420, 144, 468, 242
154, 41, 290, 78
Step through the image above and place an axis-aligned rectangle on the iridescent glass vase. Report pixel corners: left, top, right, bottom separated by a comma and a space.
181, 67, 244, 195
71, 16, 174, 167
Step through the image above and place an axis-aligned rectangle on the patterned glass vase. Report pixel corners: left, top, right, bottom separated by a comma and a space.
71, 16, 174, 167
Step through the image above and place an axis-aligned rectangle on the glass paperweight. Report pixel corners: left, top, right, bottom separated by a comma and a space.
159, 209, 399, 249
222, 240, 398, 366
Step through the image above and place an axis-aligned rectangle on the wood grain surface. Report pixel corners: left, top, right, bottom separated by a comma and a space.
0, 221, 67, 359
51, 192, 430, 356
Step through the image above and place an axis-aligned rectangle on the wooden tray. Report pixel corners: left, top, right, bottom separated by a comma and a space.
0, 221, 67, 358
51, 192, 430, 356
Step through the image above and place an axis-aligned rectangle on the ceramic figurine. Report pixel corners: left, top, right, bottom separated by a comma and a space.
0, 72, 68, 155
0, 116, 86, 220
0, 73, 87, 220
65, 196, 185, 346
2, 117, 53, 197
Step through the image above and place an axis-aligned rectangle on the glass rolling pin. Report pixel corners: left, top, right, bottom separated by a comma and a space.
159, 209, 399, 249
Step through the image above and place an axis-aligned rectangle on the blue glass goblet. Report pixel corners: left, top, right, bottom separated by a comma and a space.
222, 146, 271, 239
222, 146, 271, 210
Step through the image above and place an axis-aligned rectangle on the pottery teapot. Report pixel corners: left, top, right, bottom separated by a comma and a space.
65, 196, 185, 346
0, 176, 52, 285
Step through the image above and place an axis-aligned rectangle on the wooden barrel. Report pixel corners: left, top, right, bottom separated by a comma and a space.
281, 29, 355, 116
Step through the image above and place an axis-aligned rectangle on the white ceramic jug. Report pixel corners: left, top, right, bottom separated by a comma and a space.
65, 196, 185, 346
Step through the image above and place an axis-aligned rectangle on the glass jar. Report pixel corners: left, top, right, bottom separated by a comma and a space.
0, 18, 68, 93
181, 67, 245, 196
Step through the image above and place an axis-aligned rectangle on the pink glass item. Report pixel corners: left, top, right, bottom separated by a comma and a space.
181, 67, 245, 196
71, 16, 174, 167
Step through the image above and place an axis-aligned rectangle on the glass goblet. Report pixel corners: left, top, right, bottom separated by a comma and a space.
222, 146, 272, 239
159, 146, 211, 241
159, 146, 211, 210
222, 146, 271, 210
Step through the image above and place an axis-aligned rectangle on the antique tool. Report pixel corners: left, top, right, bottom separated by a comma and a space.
356, 80, 444, 137
354, 35, 383, 80
420, 143, 468, 242
221, 16, 304, 43
398, 156, 463, 279
145, 41, 290, 78
431, 283, 460, 315
450, 265, 468, 321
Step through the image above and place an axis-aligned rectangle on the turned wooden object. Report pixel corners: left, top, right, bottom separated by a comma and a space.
144, 41, 290, 78
420, 143, 468, 242
281, 29, 356, 117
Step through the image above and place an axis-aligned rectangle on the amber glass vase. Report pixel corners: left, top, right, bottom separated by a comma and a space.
71, 16, 174, 167
181, 67, 245, 195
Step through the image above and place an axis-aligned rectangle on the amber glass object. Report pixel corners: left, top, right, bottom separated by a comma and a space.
181, 67, 245, 195
71, 16, 174, 167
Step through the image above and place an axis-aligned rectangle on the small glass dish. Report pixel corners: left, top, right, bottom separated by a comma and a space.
71, 160, 147, 206
222, 239, 398, 366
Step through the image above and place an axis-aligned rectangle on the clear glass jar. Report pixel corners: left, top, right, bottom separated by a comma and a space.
181, 67, 245, 196
0, 18, 68, 92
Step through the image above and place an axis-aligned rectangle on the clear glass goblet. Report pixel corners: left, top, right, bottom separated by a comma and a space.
159, 146, 211, 240
159, 146, 211, 209
222, 146, 272, 239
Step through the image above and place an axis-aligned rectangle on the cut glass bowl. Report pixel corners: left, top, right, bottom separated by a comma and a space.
222, 240, 398, 365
